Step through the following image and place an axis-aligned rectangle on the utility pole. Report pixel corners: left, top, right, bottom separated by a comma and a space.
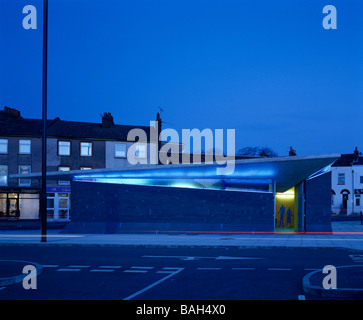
41, 0, 48, 242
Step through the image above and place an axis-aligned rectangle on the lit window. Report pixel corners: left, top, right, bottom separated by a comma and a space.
58, 141, 71, 156
115, 143, 127, 158
0, 139, 8, 154
80, 142, 92, 157
135, 145, 146, 158
19, 165, 31, 186
58, 167, 70, 185
0, 165, 8, 186
19, 140, 31, 154
338, 173, 345, 185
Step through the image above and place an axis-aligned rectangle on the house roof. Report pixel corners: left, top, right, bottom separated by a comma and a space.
331, 153, 362, 167
0, 118, 152, 141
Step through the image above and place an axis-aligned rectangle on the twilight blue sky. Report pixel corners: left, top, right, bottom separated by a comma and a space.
0, 0, 362, 156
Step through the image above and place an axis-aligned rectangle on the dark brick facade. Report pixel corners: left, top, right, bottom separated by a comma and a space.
65, 181, 275, 233
305, 172, 332, 232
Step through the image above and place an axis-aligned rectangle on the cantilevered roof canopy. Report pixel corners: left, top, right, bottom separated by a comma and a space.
10, 154, 339, 193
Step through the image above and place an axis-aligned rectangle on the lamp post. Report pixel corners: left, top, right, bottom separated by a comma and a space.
40, 0, 48, 242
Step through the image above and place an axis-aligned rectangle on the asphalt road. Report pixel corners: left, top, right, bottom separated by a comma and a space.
0, 245, 360, 300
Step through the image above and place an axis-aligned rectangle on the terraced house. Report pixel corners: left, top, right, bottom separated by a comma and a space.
0, 106, 153, 224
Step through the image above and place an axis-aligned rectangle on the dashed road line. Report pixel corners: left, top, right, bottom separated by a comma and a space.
124, 270, 148, 273
197, 267, 221, 270
57, 268, 81, 272
99, 266, 122, 269
90, 269, 114, 272
131, 266, 154, 270
42, 265, 59, 268
68, 265, 90, 268
268, 268, 292, 271
232, 267, 256, 270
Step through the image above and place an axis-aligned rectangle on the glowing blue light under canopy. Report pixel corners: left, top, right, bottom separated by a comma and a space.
9, 154, 340, 193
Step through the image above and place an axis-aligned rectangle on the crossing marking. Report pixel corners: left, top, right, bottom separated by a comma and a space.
123, 267, 184, 300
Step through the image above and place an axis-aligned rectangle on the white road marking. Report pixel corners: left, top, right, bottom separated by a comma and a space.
124, 270, 148, 273
131, 266, 154, 270
68, 265, 90, 268
90, 269, 114, 272
232, 267, 256, 270
42, 265, 59, 268
57, 268, 81, 272
143, 255, 264, 261
99, 266, 122, 269
123, 267, 184, 300
197, 267, 221, 270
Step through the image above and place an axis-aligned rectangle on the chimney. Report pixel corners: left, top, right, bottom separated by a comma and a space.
0, 106, 22, 120
353, 147, 359, 161
101, 112, 114, 127
289, 146, 296, 156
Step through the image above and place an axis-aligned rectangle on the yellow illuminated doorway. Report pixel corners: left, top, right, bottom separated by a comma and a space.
275, 188, 295, 232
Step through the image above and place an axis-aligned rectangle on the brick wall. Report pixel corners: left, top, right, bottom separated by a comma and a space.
65, 181, 275, 233
305, 172, 332, 232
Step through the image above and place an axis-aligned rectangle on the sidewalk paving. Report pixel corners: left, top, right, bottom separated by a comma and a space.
0, 221, 362, 250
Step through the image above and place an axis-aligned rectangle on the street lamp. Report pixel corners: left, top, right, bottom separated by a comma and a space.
40, 0, 48, 242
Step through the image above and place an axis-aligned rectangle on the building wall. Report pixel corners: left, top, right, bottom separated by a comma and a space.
331, 165, 363, 215
352, 165, 363, 214
65, 181, 275, 233
105, 141, 138, 169
305, 172, 332, 232
0, 136, 42, 187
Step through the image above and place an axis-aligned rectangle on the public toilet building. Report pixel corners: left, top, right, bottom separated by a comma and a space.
13, 153, 339, 233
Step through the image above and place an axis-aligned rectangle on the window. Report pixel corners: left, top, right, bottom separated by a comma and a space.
19, 165, 31, 186
356, 195, 361, 207
0, 139, 8, 154
58, 166, 70, 186
58, 141, 71, 156
115, 143, 127, 158
19, 140, 31, 154
360, 176, 363, 184
0, 165, 8, 186
80, 142, 92, 157
135, 144, 147, 159
338, 173, 345, 185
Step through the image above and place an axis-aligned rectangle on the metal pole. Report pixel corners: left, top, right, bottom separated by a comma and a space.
41, 0, 48, 242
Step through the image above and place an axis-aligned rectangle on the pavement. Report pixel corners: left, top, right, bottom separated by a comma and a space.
1, 220, 363, 298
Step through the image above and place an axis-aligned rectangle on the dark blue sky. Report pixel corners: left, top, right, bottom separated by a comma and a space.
1, 0, 362, 156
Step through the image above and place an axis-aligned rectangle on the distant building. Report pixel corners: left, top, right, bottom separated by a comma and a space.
331, 147, 363, 215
